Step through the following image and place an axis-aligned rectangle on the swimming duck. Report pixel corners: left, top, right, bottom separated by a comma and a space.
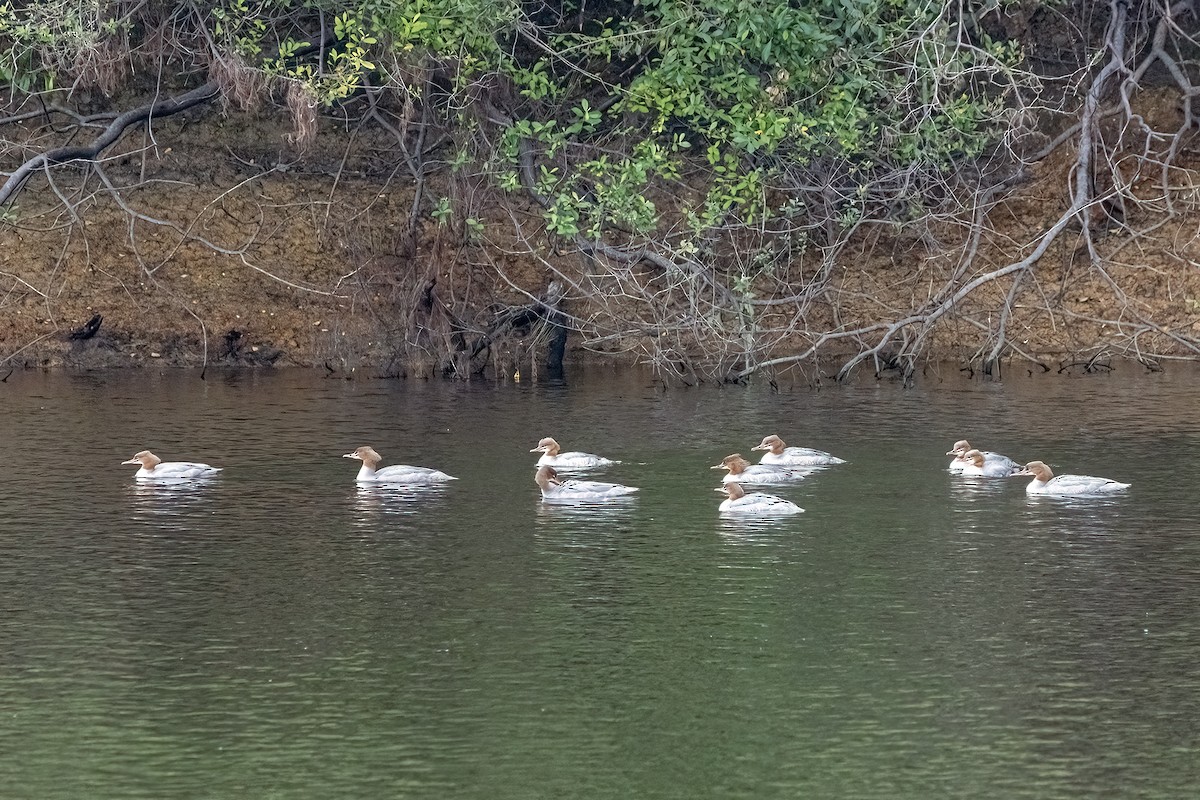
1014, 460, 1130, 496
751, 434, 845, 466
711, 454, 807, 484
122, 450, 221, 480
946, 440, 1019, 474
534, 465, 637, 502
716, 482, 803, 515
343, 446, 457, 484
958, 449, 1022, 478
530, 437, 616, 468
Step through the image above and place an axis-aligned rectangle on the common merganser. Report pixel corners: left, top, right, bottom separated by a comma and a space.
751, 434, 844, 466
946, 440, 1019, 474
958, 449, 1022, 478
534, 465, 637, 502
716, 482, 803, 515
711, 454, 807, 485
530, 437, 616, 468
1014, 460, 1130, 496
343, 446, 457, 484
122, 450, 220, 480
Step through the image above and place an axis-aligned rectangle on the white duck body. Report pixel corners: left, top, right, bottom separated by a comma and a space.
946, 440, 1018, 474
535, 466, 637, 503
1015, 461, 1130, 496
344, 446, 457, 484
958, 449, 1022, 478
123, 450, 220, 481
752, 435, 844, 466
530, 437, 616, 469
716, 483, 803, 515
712, 454, 807, 485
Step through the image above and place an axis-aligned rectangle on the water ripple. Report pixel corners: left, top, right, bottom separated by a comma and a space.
2, 368, 1200, 798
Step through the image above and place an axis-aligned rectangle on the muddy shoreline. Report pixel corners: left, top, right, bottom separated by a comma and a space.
0, 321, 1163, 385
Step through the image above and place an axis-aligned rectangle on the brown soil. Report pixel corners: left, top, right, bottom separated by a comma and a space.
2, 91, 1200, 378
0, 106, 552, 375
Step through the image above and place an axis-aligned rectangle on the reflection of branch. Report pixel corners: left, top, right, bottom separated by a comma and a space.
0, 81, 220, 206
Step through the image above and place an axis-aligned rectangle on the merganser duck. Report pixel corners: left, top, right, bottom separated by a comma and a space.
751, 434, 844, 466
1014, 460, 1130, 496
711, 454, 807, 484
715, 482, 803, 515
534, 465, 637, 502
122, 450, 220, 480
946, 440, 1019, 474
530, 437, 616, 468
958, 449, 1022, 478
343, 446, 457, 484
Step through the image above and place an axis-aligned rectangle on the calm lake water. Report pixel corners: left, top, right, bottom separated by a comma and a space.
1, 365, 1199, 798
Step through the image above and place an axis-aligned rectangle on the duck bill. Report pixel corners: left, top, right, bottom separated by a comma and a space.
342, 453, 360, 459
121, 457, 140, 465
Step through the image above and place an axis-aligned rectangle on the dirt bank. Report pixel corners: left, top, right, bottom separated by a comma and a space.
2, 93, 1199, 381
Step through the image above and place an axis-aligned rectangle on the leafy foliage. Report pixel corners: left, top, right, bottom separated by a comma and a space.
0, 0, 1024, 239
0, 0, 1045, 379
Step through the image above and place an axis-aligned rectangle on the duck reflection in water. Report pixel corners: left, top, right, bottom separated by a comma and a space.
126, 479, 217, 531
351, 483, 451, 517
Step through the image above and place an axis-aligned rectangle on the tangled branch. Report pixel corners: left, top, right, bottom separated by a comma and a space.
0, 81, 219, 207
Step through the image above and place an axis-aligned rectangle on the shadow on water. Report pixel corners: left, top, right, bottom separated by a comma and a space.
125, 479, 220, 532
349, 483, 454, 518
1017, 492, 1134, 541
947, 474, 1022, 499
533, 496, 639, 524
716, 512, 806, 539
530, 497, 642, 572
